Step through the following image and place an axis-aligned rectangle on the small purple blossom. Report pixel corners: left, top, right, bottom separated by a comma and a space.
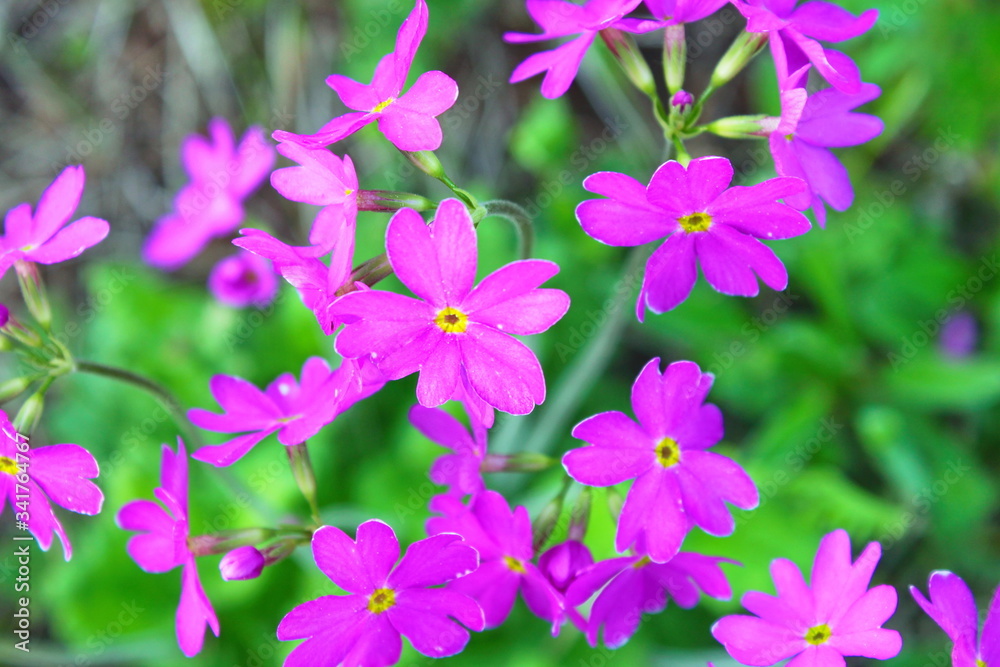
428, 491, 564, 632
567, 544, 735, 648
767, 82, 883, 226
116, 439, 219, 657
409, 398, 489, 497
273, 0, 458, 152
0, 410, 103, 560
712, 529, 902, 665
671, 89, 694, 111
940, 312, 978, 359
277, 520, 484, 666
506, 0, 664, 99
220, 545, 265, 581
270, 142, 359, 255
234, 227, 355, 334
538, 539, 594, 632
208, 251, 278, 308
0, 165, 110, 279
329, 199, 570, 415
733, 0, 878, 94
189, 357, 378, 467
911, 570, 999, 667
577, 156, 810, 318
563, 358, 758, 563
143, 119, 274, 270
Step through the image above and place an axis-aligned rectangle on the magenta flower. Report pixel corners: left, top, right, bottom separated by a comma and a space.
427, 491, 564, 632
0, 410, 103, 560
208, 250, 278, 308
143, 119, 275, 270
538, 539, 594, 632
0, 165, 109, 279
273, 0, 458, 152
644, 0, 729, 22
733, 0, 877, 94
577, 156, 810, 318
768, 83, 883, 227
116, 439, 219, 657
567, 544, 735, 648
506, 0, 664, 99
329, 198, 570, 415
219, 545, 266, 581
713, 529, 902, 665
234, 227, 355, 335
270, 142, 359, 255
278, 519, 483, 665
911, 571, 999, 667
563, 358, 757, 563
409, 399, 489, 497
189, 357, 376, 467
940, 313, 978, 359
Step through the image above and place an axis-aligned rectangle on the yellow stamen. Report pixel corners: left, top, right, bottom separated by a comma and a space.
344, 188, 354, 196
633, 556, 652, 569
373, 98, 394, 113
678, 212, 712, 233
367, 588, 396, 614
434, 307, 468, 334
0, 456, 18, 475
503, 556, 526, 574
804, 624, 831, 645
654, 437, 681, 468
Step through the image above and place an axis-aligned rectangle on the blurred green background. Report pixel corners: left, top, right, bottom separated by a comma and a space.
1, 0, 999, 664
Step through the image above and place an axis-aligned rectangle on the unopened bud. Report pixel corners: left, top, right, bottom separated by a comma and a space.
220, 545, 265, 581
12, 390, 44, 434
600, 28, 656, 97
481, 452, 554, 473
356, 190, 437, 213
663, 24, 687, 94
670, 90, 694, 114
0, 377, 34, 404
711, 31, 769, 89
14, 261, 52, 331
401, 150, 446, 180
705, 114, 771, 139
531, 493, 565, 553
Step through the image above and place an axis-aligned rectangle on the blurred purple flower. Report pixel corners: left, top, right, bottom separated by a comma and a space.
208, 250, 278, 308
713, 529, 901, 665
329, 199, 570, 416
273, 0, 458, 152
911, 570, 999, 667
0, 165, 109, 279
567, 543, 735, 648
506, 0, 664, 99
428, 491, 564, 632
538, 539, 593, 632
0, 409, 103, 560
577, 156, 810, 319
940, 312, 978, 359
563, 358, 757, 563
277, 520, 483, 666
116, 439, 219, 657
143, 119, 274, 270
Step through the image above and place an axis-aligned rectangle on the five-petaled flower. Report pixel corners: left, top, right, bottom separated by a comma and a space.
576, 156, 811, 318
273, 0, 458, 152
116, 439, 219, 657
0, 165, 110, 279
911, 570, 999, 667
712, 528, 902, 665
277, 519, 484, 666
329, 198, 570, 416
563, 358, 758, 563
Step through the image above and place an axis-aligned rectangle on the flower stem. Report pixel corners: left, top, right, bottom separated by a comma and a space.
286, 442, 322, 526
75, 360, 205, 449
481, 200, 535, 260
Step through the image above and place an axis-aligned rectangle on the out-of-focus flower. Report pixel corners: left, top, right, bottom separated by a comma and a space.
208, 250, 278, 308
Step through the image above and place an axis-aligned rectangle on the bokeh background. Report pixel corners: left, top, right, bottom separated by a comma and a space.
1, 0, 999, 664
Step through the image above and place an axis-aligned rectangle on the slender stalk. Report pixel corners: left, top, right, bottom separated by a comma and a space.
75, 360, 205, 449
482, 200, 535, 260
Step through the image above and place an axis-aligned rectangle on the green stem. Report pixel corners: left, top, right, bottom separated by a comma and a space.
75, 360, 205, 449
482, 200, 535, 260
686, 82, 717, 128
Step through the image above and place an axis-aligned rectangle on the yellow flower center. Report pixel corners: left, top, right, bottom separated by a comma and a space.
503, 556, 526, 574
977, 661, 987, 667
367, 588, 396, 614
632, 555, 652, 569
678, 212, 712, 233
372, 98, 394, 113
0, 456, 18, 475
654, 437, 681, 468
804, 623, 831, 645
344, 188, 354, 196
434, 307, 468, 334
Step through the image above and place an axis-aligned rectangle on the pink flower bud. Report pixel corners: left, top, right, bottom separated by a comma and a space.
219, 545, 265, 581
671, 90, 694, 113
